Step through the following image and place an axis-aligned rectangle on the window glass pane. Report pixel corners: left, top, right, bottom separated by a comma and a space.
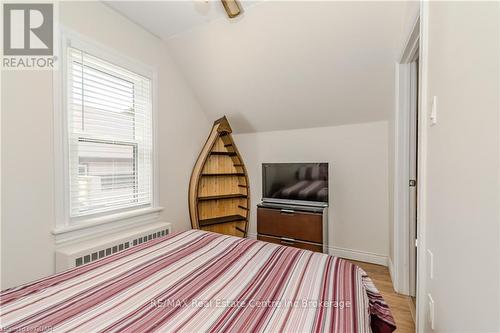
71, 62, 135, 140
67, 47, 152, 218
74, 140, 137, 214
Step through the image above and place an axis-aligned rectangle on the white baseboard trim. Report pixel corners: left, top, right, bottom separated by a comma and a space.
246, 232, 257, 240
250, 233, 388, 267
327, 246, 388, 267
388, 257, 396, 285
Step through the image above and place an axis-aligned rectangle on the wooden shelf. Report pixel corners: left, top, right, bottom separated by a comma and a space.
201, 173, 245, 176
210, 151, 236, 156
198, 193, 248, 201
188, 116, 250, 238
199, 214, 246, 227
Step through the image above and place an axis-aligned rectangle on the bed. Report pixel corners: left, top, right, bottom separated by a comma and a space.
0, 230, 396, 333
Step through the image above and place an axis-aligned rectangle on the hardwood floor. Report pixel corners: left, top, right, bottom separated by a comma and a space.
349, 260, 415, 333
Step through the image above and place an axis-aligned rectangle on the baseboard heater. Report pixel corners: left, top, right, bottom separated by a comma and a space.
55, 222, 171, 272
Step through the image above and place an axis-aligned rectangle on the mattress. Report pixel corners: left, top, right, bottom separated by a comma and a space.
0, 230, 396, 333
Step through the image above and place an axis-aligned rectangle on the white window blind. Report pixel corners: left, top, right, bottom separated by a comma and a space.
67, 47, 153, 218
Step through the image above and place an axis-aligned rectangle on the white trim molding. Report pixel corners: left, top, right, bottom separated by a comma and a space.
498, 4, 500, 331
393, 15, 420, 296
246, 232, 257, 240
248, 232, 388, 267
52, 207, 164, 246
416, 1, 430, 331
327, 246, 388, 267
393, 61, 411, 294
53, 27, 161, 242
388, 257, 395, 285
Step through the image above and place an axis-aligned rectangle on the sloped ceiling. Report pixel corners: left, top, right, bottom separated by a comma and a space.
105, 1, 262, 39
106, 1, 417, 133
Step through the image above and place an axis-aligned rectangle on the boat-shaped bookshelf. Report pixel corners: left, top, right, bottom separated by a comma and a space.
188, 116, 249, 237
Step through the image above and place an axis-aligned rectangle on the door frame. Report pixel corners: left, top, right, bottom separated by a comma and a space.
393, 16, 420, 296
415, 2, 430, 331
394, 3, 430, 331
408, 59, 418, 298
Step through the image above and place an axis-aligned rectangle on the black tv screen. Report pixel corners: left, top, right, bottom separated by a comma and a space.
262, 163, 328, 204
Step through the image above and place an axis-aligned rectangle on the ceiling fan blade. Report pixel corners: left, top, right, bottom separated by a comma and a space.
221, 0, 241, 18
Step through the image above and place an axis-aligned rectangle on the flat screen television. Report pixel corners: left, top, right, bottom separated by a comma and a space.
262, 163, 328, 206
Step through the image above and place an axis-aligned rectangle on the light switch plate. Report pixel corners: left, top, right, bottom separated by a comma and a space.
430, 96, 438, 125
427, 249, 434, 280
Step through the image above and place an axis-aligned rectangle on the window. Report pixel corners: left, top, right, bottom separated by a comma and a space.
67, 47, 153, 218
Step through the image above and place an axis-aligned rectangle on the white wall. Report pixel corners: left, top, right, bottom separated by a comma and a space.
166, 1, 411, 133
1, 1, 209, 289
157, 45, 210, 233
234, 121, 390, 263
421, 2, 500, 331
2, 70, 56, 289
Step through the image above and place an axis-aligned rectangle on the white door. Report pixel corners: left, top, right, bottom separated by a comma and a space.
408, 59, 419, 298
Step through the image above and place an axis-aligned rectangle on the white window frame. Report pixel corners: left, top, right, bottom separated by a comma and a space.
53, 28, 161, 244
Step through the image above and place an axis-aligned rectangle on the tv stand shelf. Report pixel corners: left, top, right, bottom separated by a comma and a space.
257, 203, 328, 253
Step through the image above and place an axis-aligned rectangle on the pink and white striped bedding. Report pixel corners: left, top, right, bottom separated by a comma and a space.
0, 230, 396, 333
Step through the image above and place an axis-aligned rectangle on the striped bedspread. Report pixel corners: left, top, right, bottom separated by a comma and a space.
0, 230, 396, 333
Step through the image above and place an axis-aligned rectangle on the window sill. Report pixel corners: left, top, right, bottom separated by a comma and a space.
53, 207, 164, 245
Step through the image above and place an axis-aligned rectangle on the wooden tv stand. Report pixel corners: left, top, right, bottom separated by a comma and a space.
257, 202, 328, 253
